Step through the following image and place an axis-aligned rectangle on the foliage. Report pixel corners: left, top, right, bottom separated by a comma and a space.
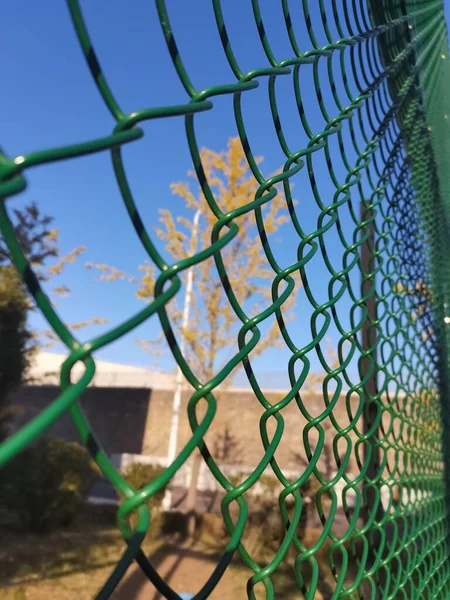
0, 437, 98, 533
0, 203, 62, 439
394, 280, 439, 443
39, 316, 109, 349
87, 137, 299, 383
0, 202, 58, 269
0, 202, 93, 437
0, 201, 86, 287
122, 462, 168, 536
123, 462, 167, 503
0, 201, 105, 353
394, 279, 435, 341
87, 138, 302, 525
0, 267, 33, 440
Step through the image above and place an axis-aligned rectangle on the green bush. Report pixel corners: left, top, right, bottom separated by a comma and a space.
122, 462, 167, 536
123, 462, 166, 501
0, 437, 98, 533
0, 266, 33, 442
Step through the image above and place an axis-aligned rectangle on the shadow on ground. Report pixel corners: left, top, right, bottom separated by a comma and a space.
112, 535, 338, 600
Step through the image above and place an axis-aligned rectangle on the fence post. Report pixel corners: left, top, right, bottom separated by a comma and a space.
360, 204, 383, 535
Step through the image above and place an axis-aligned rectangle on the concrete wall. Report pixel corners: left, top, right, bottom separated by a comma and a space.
10, 385, 152, 456
10, 384, 364, 477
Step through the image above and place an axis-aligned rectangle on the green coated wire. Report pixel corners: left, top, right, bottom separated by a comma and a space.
1, 0, 450, 598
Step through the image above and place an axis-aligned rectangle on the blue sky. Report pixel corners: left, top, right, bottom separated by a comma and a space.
2, 2, 449, 388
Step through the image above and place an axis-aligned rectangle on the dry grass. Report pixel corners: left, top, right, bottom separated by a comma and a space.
0, 505, 160, 600
0, 509, 358, 599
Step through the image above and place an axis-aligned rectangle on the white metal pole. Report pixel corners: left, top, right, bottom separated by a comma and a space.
163, 208, 201, 510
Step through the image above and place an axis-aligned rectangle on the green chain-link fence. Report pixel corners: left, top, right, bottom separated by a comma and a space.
1, 0, 450, 598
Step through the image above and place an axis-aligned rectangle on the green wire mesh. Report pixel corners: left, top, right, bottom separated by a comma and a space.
1, 0, 450, 598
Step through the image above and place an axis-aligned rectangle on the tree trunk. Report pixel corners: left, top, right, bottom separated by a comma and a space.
185, 449, 203, 536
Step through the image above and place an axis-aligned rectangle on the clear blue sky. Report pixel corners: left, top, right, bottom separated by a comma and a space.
2, 2, 450, 387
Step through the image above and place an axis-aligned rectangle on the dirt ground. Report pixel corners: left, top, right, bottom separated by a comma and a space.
0, 492, 356, 600
0, 526, 129, 600
114, 542, 258, 600
0, 518, 337, 599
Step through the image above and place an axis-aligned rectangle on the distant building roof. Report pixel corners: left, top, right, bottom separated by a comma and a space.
29, 352, 175, 390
